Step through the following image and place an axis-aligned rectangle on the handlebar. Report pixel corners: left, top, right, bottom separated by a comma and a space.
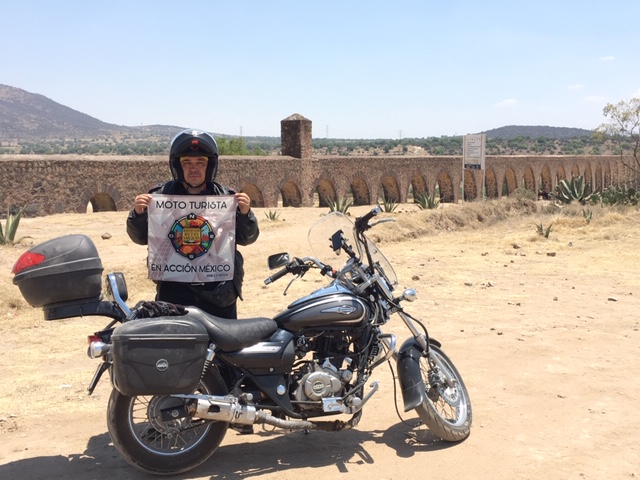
263, 256, 332, 285
264, 266, 290, 285
354, 206, 382, 232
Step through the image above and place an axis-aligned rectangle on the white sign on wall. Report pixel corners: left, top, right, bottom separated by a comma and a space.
463, 134, 486, 170
146, 195, 237, 283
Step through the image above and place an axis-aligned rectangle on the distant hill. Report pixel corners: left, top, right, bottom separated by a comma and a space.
482, 125, 594, 140
0, 84, 121, 139
0, 84, 187, 141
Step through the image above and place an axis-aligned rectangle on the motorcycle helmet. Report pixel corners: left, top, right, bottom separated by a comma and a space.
169, 129, 219, 187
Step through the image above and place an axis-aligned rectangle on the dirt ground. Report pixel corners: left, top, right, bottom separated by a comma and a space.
0, 202, 639, 480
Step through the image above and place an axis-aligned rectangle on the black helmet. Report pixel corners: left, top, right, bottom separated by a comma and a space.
169, 129, 219, 186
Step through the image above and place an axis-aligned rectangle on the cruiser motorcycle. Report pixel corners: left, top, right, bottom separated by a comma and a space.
11, 206, 472, 475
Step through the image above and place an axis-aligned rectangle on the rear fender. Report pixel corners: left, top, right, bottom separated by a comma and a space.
396, 337, 441, 412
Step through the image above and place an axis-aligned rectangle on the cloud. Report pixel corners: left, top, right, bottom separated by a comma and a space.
567, 84, 584, 90
495, 98, 518, 108
584, 95, 607, 103
600, 56, 615, 62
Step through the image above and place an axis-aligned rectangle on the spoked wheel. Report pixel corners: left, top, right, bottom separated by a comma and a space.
107, 369, 228, 475
414, 344, 472, 441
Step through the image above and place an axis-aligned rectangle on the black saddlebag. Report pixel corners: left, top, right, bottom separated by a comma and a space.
111, 317, 209, 396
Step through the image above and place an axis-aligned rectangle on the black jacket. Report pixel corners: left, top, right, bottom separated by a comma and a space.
126, 180, 259, 307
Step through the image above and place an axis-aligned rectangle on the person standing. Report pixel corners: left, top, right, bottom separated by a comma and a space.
126, 129, 259, 319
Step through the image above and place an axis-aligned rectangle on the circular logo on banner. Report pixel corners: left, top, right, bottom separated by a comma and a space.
168, 213, 216, 260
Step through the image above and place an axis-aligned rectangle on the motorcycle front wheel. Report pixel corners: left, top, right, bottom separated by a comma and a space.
107, 368, 229, 475
414, 344, 472, 441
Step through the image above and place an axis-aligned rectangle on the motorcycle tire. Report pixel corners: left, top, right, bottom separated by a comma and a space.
107, 368, 229, 475
414, 344, 472, 442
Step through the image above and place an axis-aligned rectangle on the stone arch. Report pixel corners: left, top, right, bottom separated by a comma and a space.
594, 164, 603, 191
87, 192, 117, 213
241, 183, 264, 208
540, 165, 552, 194
604, 163, 611, 187
81, 183, 122, 213
410, 173, 428, 202
280, 180, 302, 207
584, 164, 593, 190
523, 166, 536, 192
571, 164, 580, 178
351, 177, 370, 205
463, 170, 477, 201
556, 165, 567, 186
380, 174, 400, 203
502, 167, 517, 196
436, 171, 455, 203
315, 178, 337, 207
484, 168, 499, 199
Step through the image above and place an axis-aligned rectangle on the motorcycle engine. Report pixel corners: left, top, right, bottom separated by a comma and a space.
293, 358, 353, 403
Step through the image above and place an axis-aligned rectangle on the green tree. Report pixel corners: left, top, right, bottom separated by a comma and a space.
596, 98, 640, 181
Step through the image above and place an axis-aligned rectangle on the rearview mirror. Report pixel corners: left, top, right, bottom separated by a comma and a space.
267, 253, 289, 269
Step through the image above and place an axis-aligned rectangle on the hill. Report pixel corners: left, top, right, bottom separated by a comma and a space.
0, 83, 609, 156
481, 125, 594, 139
0, 84, 123, 140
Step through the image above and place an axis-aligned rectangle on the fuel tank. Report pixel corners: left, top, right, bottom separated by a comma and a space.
273, 284, 369, 332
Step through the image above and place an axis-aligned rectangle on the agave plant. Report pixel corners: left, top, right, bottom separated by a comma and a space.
326, 197, 353, 214
264, 210, 281, 221
378, 197, 398, 213
553, 176, 596, 205
414, 191, 440, 210
0, 206, 26, 245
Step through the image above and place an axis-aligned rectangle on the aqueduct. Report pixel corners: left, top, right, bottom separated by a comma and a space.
0, 114, 629, 217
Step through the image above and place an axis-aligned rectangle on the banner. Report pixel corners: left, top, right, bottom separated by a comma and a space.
147, 195, 237, 283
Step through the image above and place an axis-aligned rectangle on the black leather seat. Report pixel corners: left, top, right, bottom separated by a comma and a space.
184, 307, 278, 352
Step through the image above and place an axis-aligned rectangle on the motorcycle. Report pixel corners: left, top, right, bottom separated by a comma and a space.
11, 206, 472, 475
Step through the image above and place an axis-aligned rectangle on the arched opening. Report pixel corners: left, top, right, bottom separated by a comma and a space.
280, 181, 302, 207
241, 183, 264, 208
502, 168, 517, 196
584, 164, 593, 193
523, 166, 535, 192
540, 165, 552, 197
594, 164, 603, 192
484, 168, 499, 199
463, 170, 477, 201
410, 173, 428, 203
316, 178, 337, 207
380, 175, 400, 203
556, 165, 567, 187
351, 177, 370, 205
436, 172, 454, 203
87, 193, 117, 213
571, 164, 580, 178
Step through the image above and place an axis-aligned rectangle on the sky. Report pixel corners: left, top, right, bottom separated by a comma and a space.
2, 1, 639, 139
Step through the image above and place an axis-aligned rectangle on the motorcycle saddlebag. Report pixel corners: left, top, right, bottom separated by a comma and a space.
111, 317, 209, 396
12, 234, 103, 312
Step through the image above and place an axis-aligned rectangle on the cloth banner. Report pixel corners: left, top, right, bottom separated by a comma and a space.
147, 195, 236, 283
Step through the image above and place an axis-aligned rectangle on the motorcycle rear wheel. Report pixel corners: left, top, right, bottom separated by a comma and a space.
414, 344, 472, 441
107, 369, 228, 475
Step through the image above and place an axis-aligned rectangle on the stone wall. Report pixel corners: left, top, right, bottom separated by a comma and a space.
0, 153, 627, 217
0, 113, 630, 217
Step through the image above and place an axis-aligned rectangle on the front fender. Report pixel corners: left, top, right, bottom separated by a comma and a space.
396, 337, 441, 412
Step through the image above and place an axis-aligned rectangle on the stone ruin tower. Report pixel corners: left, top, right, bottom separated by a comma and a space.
281, 113, 312, 158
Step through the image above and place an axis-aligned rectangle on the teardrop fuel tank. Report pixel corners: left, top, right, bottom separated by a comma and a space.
273, 284, 369, 332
